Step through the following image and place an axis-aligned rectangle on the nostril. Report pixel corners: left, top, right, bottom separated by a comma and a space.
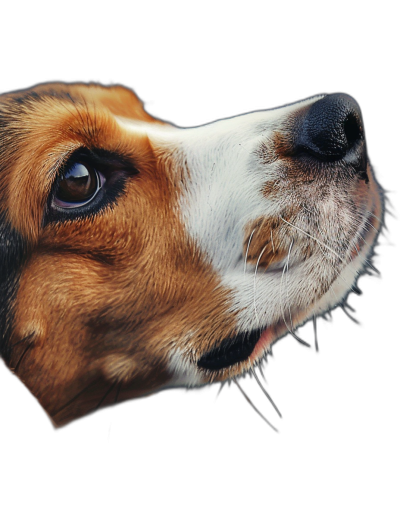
296, 93, 366, 162
343, 113, 362, 151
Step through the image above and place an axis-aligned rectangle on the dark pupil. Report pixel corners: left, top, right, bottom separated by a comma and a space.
57, 163, 97, 203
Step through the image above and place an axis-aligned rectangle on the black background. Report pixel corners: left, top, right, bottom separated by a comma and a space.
0, 8, 399, 504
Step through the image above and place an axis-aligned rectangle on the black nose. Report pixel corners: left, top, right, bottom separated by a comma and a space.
296, 93, 366, 163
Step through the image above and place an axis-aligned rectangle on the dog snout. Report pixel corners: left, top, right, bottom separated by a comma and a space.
295, 93, 367, 168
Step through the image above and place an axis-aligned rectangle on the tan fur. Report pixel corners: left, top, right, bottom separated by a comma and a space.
2, 83, 237, 425
0, 84, 383, 426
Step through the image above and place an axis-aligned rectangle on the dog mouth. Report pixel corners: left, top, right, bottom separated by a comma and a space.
197, 206, 380, 375
197, 320, 291, 373
349, 210, 377, 261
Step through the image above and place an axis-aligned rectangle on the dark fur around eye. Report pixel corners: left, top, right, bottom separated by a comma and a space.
44, 147, 139, 224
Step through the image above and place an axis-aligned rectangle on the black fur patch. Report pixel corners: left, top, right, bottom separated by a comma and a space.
0, 212, 27, 364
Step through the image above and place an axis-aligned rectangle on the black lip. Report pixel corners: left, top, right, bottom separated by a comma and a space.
197, 329, 263, 371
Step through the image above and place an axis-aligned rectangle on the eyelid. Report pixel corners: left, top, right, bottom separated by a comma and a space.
45, 147, 134, 225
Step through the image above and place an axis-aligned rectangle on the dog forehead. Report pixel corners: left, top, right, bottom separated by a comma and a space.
0, 82, 154, 120
0, 83, 162, 240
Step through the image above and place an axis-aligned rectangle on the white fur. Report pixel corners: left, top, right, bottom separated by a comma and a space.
118, 95, 376, 384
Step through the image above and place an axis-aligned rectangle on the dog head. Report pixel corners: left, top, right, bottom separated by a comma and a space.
0, 83, 383, 425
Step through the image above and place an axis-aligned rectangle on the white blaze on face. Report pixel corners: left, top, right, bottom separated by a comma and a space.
177, 98, 324, 272
117, 94, 379, 385
174, 96, 332, 333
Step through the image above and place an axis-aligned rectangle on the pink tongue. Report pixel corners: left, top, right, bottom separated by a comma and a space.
250, 321, 288, 362
250, 329, 274, 360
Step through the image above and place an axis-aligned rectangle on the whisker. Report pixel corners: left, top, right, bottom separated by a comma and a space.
302, 214, 361, 295
244, 228, 256, 274
52, 378, 102, 418
279, 257, 290, 335
114, 381, 123, 404
253, 244, 268, 325
366, 210, 384, 224
250, 367, 282, 418
233, 377, 278, 432
312, 209, 337, 252
285, 239, 299, 334
13, 342, 34, 373
280, 216, 345, 264
317, 235, 361, 295
363, 218, 380, 234
279, 243, 311, 348
94, 381, 117, 411
283, 213, 366, 346
349, 230, 379, 273
321, 245, 361, 295
340, 304, 359, 324
342, 207, 380, 236
313, 315, 319, 352
217, 381, 226, 397
270, 228, 275, 254
363, 262, 381, 276
10, 331, 35, 350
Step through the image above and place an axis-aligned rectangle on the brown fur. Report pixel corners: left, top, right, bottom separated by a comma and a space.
0, 84, 383, 426
1, 83, 238, 425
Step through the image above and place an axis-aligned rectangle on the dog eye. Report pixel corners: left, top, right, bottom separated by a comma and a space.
53, 162, 102, 208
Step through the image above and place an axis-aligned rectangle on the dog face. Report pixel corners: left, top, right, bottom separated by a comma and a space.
0, 83, 383, 425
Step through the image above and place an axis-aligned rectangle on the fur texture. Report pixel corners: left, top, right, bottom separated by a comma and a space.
0, 83, 383, 425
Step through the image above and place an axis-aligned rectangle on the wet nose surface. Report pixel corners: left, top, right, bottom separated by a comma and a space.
297, 93, 365, 162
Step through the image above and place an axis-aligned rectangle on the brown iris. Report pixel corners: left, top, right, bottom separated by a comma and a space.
55, 162, 99, 206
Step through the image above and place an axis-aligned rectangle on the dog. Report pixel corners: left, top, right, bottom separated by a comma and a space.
0, 83, 384, 426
